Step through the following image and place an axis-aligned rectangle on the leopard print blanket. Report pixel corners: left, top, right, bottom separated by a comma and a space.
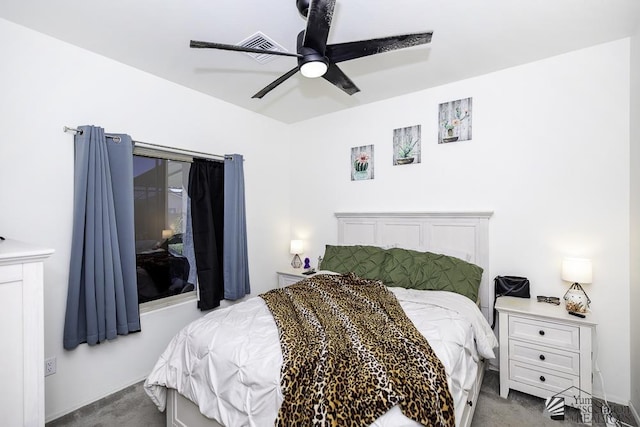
260, 273, 455, 427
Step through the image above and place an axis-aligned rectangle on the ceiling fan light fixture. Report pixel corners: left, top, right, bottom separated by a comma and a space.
300, 60, 328, 78
191, 0, 433, 98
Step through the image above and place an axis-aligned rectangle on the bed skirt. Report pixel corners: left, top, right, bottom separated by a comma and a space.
165, 360, 487, 427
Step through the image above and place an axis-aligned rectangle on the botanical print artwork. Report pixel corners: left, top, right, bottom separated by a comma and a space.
351, 145, 374, 181
439, 97, 472, 143
393, 125, 421, 166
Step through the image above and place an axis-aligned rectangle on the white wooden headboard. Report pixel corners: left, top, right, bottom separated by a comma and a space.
335, 211, 494, 323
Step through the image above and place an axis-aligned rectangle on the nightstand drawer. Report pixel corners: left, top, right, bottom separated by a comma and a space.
509, 316, 579, 350
278, 274, 303, 287
509, 361, 579, 394
509, 340, 580, 376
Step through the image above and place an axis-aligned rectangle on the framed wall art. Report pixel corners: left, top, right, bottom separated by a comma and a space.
393, 125, 421, 166
439, 97, 473, 143
351, 145, 374, 181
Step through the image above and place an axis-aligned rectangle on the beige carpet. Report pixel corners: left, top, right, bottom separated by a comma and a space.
474, 370, 582, 427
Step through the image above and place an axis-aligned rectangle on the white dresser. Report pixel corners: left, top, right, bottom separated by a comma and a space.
0, 239, 53, 427
495, 296, 597, 423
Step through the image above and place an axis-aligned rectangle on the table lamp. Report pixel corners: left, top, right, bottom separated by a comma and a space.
561, 257, 592, 313
290, 240, 303, 268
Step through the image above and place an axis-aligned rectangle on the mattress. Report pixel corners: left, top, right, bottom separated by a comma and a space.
144, 286, 498, 427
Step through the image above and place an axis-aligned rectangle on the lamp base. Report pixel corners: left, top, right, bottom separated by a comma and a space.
291, 254, 302, 269
563, 282, 591, 313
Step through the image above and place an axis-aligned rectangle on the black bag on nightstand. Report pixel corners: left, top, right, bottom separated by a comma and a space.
491, 276, 530, 329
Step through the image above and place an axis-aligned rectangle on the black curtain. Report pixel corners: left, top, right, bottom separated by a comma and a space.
188, 159, 224, 310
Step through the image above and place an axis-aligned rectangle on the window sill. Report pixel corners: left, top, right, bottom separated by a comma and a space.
139, 291, 197, 314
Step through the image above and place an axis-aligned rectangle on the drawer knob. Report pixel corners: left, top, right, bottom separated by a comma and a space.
539, 330, 545, 336
539, 375, 546, 382
539, 354, 546, 361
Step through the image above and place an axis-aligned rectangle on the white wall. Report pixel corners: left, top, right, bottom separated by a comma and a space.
630, 21, 640, 418
289, 39, 631, 403
0, 18, 293, 421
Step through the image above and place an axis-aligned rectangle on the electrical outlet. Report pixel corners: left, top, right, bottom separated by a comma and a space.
44, 357, 56, 376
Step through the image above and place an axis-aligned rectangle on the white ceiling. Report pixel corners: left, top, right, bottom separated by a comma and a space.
1, 0, 638, 124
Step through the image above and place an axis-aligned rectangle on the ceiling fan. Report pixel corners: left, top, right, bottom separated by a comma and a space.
190, 0, 433, 99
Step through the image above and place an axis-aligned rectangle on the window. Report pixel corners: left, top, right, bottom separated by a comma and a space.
133, 149, 196, 305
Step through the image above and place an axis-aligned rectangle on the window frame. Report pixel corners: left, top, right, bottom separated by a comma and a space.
133, 146, 198, 312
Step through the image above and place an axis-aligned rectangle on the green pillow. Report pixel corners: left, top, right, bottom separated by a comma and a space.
380, 248, 483, 302
320, 245, 387, 280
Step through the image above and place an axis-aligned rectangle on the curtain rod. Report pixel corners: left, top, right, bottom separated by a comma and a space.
63, 126, 124, 142
63, 126, 229, 161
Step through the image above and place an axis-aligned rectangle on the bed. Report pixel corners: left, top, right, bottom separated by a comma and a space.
144, 211, 497, 427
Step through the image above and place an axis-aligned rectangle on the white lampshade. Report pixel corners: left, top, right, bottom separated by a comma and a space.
561, 257, 592, 284
162, 229, 173, 239
290, 239, 304, 255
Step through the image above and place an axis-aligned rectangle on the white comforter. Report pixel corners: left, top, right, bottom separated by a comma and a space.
144, 287, 498, 427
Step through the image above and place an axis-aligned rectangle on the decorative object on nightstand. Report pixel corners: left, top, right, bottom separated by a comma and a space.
536, 295, 560, 305
302, 257, 315, 275
495, 276, 530, 298
491, 276, 530, 328
290, 240, 303, 268
561, 257, 592, 314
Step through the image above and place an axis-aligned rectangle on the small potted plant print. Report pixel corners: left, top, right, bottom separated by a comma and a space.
441, 106, 469, 142
396, 135, 418, 164
353, 152, 369, 179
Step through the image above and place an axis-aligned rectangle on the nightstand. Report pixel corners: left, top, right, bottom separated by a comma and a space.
495, 296, 597, 423
277, 269, 312, 288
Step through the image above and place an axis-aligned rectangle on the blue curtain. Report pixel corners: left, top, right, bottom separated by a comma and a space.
64, 126, 140, 350
223, 154, 251, 299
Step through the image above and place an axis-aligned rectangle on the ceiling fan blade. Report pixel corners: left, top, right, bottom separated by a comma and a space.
322, 62, 359, 96
325, 32, 433, 63
190, 40, 302, 58
302, 0, 336, 54
252, 67, 300, 99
